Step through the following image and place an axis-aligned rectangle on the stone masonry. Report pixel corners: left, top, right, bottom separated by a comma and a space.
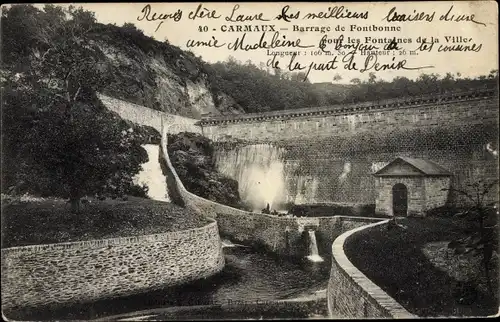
327, 221, 416, 318
375, 177, 426, 217
1, 220, 224, 312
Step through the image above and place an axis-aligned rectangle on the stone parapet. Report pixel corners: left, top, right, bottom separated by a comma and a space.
327, 220, 416, 318
1, 219, 224, 312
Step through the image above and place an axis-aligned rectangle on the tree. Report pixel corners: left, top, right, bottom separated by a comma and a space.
290, 71, 309, 83
122, 22, 138, 30
273, 66, 282, 79
367, 72, 377, 84
2, 4, 146, 212
332, 73, 343, 83
25, 99, 147, 211
443, 179, 499, 297
226, 55, 238, 66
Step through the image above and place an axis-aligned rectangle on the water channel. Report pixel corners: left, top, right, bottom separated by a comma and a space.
102, 243, 330, 320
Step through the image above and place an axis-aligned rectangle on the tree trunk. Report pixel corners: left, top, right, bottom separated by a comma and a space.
69, 186, 81, 214
484, 259, 493, 297
70, 197, 80, 214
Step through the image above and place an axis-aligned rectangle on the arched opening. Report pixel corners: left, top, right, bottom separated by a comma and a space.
392, 183, 408, 217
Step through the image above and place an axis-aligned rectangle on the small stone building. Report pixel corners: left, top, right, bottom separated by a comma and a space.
373, 157, 452, 217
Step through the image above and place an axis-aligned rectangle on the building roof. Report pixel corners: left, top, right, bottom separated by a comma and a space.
373, 157, 452, 177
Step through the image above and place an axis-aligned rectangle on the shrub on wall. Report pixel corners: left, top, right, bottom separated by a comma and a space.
167, 132, 249, 210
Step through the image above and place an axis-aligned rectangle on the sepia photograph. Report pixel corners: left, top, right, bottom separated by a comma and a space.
1, 1, 499, 320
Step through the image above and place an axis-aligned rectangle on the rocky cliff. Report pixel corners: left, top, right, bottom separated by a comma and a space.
90, 24, 244, 118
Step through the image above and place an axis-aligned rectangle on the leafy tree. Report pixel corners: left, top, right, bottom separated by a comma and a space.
2, 4, 146, 212
367, 72, 377, 84
332, 73, 342, 83
290, 71, 310, 83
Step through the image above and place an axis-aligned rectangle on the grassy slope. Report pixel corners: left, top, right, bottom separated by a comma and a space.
344, 216, 498, 317
1, 196, 210, 248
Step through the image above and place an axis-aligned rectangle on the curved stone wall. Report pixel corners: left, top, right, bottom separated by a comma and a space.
1, 219, 224, 311
160, 123, 251, 218
327, 220, 416, 318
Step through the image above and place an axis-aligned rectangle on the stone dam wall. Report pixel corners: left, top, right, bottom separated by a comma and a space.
201, 90, 499, 206
99, 93, 201, 134
327, 220, 416, 318
160, 123, 383, 259
1, 220, 224, 312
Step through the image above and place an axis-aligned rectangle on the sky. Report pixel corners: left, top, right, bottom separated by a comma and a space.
30, 2, 499, 84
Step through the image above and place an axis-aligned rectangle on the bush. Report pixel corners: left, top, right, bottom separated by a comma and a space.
126, 183, 149, 198
167, 132, 247, 210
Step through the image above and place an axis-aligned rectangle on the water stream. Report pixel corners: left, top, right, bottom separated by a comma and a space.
163, 245, 329, 307
133, 144, 170, 202
306, 230, 324, 263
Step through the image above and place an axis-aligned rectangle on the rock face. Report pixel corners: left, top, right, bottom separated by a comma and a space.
167, 132, 249, 210
88, 24, 245, 119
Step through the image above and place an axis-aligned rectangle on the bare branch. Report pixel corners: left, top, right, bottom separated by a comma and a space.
64, 70, 72, 82
72, 84, 82, 102
442, 187, 476, 204
64, 78, 71, 103
40, 48, 54, 62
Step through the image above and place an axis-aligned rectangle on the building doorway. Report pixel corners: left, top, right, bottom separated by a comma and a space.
392, 183, 408, 216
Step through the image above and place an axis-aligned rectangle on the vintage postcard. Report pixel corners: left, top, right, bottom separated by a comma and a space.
1, 1, 499, 320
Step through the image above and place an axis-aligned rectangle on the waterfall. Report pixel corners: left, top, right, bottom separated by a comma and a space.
215, 144, 287, 211
293, 176, 319, 204
221, 239, 249, 248
306, 230, 324, 263
221, 239, 234, 248
133, 144, 170, 202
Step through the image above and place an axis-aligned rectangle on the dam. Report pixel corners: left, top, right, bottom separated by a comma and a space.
101, 89, 499, 209
198, 89, 499, 207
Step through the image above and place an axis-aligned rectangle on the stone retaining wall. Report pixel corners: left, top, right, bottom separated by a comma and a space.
327, 220, 416, 318
1, 220, 224, 311
201, 92, 498, 206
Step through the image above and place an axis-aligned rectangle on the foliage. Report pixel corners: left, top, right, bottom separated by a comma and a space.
1, 4, 148, 211
442, 180, 499, 297
345, 217, 498, 316
2, 78, 148, 199
3, 5, 497, 117
210, 58, 322, 113
167, 132, 249, 210
210, 57, 498, 113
